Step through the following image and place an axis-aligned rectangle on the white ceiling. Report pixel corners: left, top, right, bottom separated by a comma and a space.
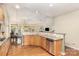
5, 3, 79, 17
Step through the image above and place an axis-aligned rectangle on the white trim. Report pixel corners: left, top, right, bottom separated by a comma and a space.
61, 52, 66, 55
66, 45, 79, 50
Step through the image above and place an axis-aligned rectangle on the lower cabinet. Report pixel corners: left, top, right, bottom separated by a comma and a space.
49, 40, 54, 53
46, 39, 49, 51
42, 38, 62, 56
23, 35, 62, 56
30, 35, 41, 46
33, 36, 41, 46
53, 40, 62, 56
23, 35, 41, 46
0, 39, 10, 56
23, 35, 31, 45
29, 36, 35, 45
41, 37, 47, 49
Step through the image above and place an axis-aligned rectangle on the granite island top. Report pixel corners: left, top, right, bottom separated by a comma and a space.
23, 32, 64, 40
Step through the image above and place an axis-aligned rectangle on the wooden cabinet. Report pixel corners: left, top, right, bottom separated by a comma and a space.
23, 35, 32, 45
0, 39, 10, 56
32, 36, 41, 46
46, 39, 62, 56
0, 7, 4, 21
23, 35, 41, 46
41, 38, 62, 56
30, 36, 34, 45
23, 35, 63, 56
53, 40, 62, 56
49, 40, 54, 53
46, 39, 49, 51
41, 37, 46, 49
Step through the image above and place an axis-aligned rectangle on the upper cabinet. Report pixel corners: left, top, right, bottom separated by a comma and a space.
0, 7, 4, 21
0, 6, 5, 31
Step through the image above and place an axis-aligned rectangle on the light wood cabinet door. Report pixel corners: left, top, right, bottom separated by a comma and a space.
23, 35, 41, 46
0, 7, 4, 21
30, 35, 35, 45
34, 36, 41, 46
40, 37, 43, 47
23, 35, 31, 45
41, 37, 46, 49
30, 35, 41, 46
46, 39, 50, 51
48, 40, 54, 53
53, 40, 62, 56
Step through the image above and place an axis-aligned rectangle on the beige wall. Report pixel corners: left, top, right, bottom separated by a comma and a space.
54, 10, 79, 50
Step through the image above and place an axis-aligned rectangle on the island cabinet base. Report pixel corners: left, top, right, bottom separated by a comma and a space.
53, 40, 62, 56
23, 35, 63, 56
40, 37, 47, 49
41, 39, 62, 56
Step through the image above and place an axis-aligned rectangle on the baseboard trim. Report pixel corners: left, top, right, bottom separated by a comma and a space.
66, 45, 79, 50
61, 52, 66, 56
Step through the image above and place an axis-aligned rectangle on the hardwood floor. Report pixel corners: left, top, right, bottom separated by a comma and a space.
65, 46, 79, 56
7, 45, 52, 56
7, 45, 79, 56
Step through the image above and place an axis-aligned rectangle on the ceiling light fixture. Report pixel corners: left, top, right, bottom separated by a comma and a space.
15, 4, 20, 9
36, 10, 39, 14
49, 4, 54, 7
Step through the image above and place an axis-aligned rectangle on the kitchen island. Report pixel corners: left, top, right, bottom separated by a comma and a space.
23, 32, 65, 56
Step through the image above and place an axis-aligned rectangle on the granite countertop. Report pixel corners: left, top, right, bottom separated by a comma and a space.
39, 32, 63, 40
23, 32, 64, 40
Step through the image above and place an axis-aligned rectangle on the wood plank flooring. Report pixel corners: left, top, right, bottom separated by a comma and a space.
7, 45, 51, 56
65, 46, 79, 56
7, 45, 79, 56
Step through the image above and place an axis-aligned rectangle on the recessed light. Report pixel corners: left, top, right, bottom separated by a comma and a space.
36, 10, 39, 14
49, 4, 54, 7
15, 4, 20, 9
